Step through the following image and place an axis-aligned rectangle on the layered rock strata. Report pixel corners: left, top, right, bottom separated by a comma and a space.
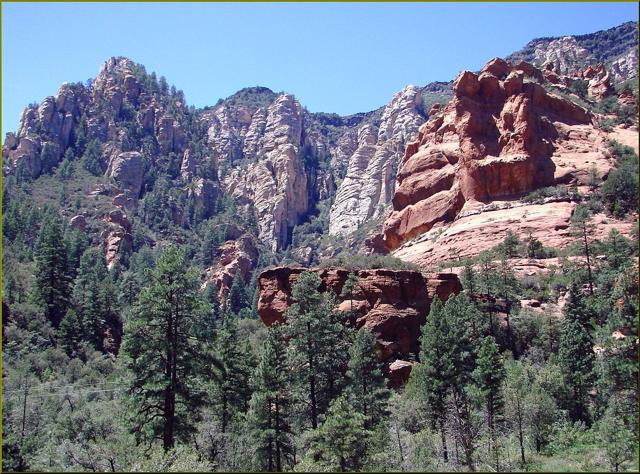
383, 58, 607, 252
257, 266, 462, 385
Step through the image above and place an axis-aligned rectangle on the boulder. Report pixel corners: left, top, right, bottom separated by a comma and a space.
387, 360, 415, 388
69, 215, 87, 231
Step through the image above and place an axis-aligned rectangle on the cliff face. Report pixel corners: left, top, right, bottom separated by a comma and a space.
3, 21, 638, 286
328, 86, 425, 236
507, 21, 638, 83
257, 266, 462, 385
383, 58, 594, 250
212, 94, 310, 252
382, 58, 636, 267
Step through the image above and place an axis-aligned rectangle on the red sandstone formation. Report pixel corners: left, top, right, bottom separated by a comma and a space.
257, 266, 462, 385
383, 58, 596, 251
580, 64, 614, 100
618, 88, 637, 107
204, 234, 258, 297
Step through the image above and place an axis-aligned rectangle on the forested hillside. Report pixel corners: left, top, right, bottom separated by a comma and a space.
2, 20, 639, 473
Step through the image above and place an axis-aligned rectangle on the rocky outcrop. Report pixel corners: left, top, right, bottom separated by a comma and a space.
186, 178, 218, 220
618, 88, 637, 108
383, 58, 594, 251
392, 202, 636, 269
257, 266, 462, 385
580, 64, 613, 100
328, 86, 424, 236
609, 49, 639, 84
2, 82, 88, 177
534, 37, 593, 75
219, 94, 310, 251
204, 234, 258, 296
107, 151, 144, 197
103, 208, 132, 270
508, 21, 638, 84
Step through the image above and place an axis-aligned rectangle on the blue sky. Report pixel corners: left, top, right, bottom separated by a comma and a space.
2, 2, 638, 135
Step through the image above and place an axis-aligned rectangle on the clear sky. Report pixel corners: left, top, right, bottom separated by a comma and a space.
2, 2, 638, 135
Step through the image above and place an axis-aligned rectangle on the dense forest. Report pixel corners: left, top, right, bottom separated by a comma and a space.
2, 18, 639, 472
2, 142, 638, 471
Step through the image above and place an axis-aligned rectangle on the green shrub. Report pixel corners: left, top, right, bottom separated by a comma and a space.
602, 140, 638, 216
318, 253, 420, 271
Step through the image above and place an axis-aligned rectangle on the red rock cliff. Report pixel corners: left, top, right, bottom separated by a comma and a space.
383, 58, 593, 251
257, 266, 462, 385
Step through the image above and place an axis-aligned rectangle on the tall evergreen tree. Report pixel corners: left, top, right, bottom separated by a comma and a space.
229, 273, 249, 315
345, 328, 390, 430
210, 307, 254, 433
303, 395, 370, 472
406, 297, 451, 462
570, 204, 595, 295
472, 336, 505, 471
58, 308, 86, 358
65, 228, 88, 280
503, 359, 529, 466
598, 397, 637, 472
524, 381, 556, 454
71, 248, 110, 351
31, 214, 71, 327
122, 247, 209, 451
442, 293, 481, 471
558, 286, 595, 424
285, 271, 345, 429
246, 323, 293, 472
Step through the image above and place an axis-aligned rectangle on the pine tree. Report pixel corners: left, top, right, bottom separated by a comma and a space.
442, 293, 481, 471
245, 202, 259, 236
58, 309, 86, 358
303, 396, 369, 472
229, 273, 249, 315
210, 307, 254, 433
65, 228, 88, 279
477, 251, 499, 335
122, 246, 209, 451
503, 359, 529, 466
526, 233, 546, 259
32, 214, 71, 327
285, 271, 346, 429
497, 256, 520, 356
340, 272, 359, 314
198, 284, 220, 338
246, 323, 293, 472
40, 142, 59, 174
499, 230, 521, 258
81, 139, 104, 176
406, 297, 451, 462
118, 271, 141, 308
558, 287, 595, 424
345, 328, 390, 430
524, 381, 556, 454
598, 397, 636, 472
71, 248, 110, 351
472, 336, 505, 471
570, 204, 595, 295
461, 263, 477, 295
